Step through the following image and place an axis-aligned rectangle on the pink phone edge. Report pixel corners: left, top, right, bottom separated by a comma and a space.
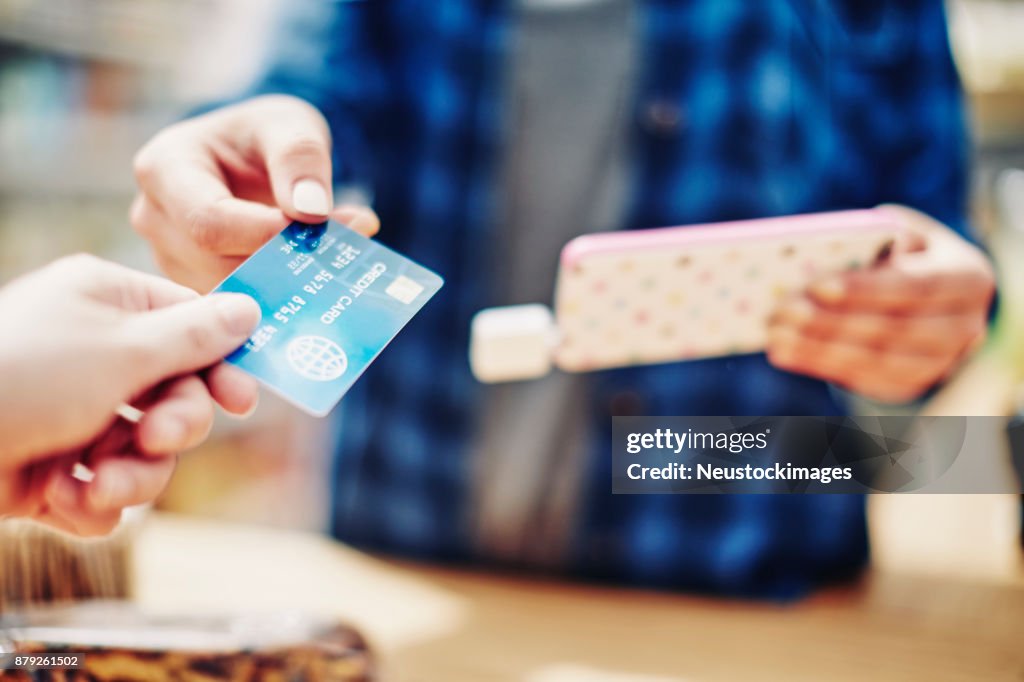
560, 208, 901, 268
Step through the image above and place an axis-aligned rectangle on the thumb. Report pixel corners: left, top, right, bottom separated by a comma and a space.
875, 204, 931, 254
120, 294, 261, 391
255, 101, 334, 222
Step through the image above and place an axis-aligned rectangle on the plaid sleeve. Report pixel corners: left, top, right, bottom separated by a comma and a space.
244, 1, 391, 189
870, 1, 971, 239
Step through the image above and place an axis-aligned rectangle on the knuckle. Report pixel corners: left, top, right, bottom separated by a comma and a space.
131, 146, 157, 189
185, 204, 222, 251
974, 271, 997, 302
61, 252, 101, 268
50, 252, 101, 277
256, 93, 304, 111
258, 94, 326, 123
129, 196, 153, 236
183, 319, 217, 355
132, 120, 199, 189
280, 135, 329, 164
974, 255, 996, 281
131, 127, 178, 186
967, 247, 996, 279
956, 318, 985, 346
955, 270, 986, 298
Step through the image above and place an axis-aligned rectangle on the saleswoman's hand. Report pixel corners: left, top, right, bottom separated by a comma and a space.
131, 95, 379, 292
766, 206, 995, 404
0, 254, 261, 535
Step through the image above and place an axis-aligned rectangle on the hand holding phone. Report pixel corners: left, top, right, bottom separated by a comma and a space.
471, 207, 994, 404
471, 209, 898, 382
765, 205, 993, 403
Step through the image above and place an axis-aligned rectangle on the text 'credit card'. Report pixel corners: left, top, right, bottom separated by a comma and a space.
211, 220, 443, 416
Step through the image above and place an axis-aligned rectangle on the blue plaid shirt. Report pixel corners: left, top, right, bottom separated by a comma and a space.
244, 0, 969, 598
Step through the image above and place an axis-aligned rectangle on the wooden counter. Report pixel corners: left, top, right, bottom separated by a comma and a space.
134, 513, 1024, 682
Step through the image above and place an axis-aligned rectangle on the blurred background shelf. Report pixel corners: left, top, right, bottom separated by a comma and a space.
0, 0, 209, 67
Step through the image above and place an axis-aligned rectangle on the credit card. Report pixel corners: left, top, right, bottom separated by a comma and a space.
211, 220, 443, 416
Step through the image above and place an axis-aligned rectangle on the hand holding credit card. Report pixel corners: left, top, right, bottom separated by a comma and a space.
211, 221, 443, 416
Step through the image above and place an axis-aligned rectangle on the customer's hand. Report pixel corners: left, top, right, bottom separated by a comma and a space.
131, 95, 380, 292
0, 254, 262, 535
766, 206, 995, 403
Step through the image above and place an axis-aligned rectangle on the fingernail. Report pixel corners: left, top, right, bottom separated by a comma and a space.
237, 397, 259, 419
810, 277, 845, 303
71, 462, 96, 483
93, 470, 133, 509
292, 179, 331, 215
212, 294, 261, 336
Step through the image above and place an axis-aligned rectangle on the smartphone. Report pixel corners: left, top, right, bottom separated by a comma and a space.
470, 209, 899, 382
552, 209, 898, 371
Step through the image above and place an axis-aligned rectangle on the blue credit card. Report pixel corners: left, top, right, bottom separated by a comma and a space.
211, 220, 443, 416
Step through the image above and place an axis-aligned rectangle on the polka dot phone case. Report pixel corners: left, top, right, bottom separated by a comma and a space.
470, 209, 899, 382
